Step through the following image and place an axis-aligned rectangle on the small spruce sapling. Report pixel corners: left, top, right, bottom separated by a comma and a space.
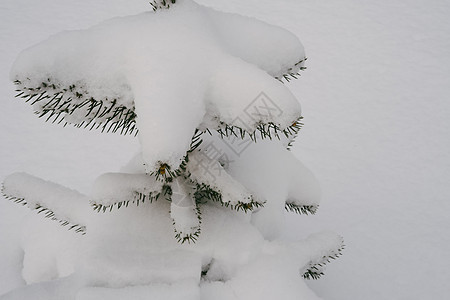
2, 0, 343, 298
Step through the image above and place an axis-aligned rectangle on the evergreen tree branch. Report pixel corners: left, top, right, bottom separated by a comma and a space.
13, 79, 137, 136
1, 183, 87, 235
149, 0, 177, 11
164, 181, 203, 244
275, 57, 308, 83
91, 187, 170, 213
285, 202, 318, 215
193, 182, 263, 213
215, 117, 304, 143
90, 172, 170, 213
302, 236, 345, 280
13, 54, 304, 140
172, 204, 202, 244
148, 117, 303, 185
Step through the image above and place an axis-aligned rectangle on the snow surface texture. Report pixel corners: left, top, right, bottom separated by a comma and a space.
0, 0, 344, 299
1, 0, 449, 300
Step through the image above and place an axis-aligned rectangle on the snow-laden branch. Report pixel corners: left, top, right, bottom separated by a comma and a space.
2, 172, 89, 234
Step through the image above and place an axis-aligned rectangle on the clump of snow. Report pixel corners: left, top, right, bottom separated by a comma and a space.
199, 134, 321, 239
201, 54, 301, 133
90, 172, 164, 207
206, 8, 306, 78
170, 177, 200, 239
20, 214, 83, 285
187, 149, 254, 206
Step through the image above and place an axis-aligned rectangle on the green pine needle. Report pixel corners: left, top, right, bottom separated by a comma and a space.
13, 80, 137, 136
193, 182, 263, 213
91, 185, 171, 213
275, 57, 308, 83
171, 199, 202, 244
285, 202, 318, 215
149, 0, 177, 11
302, 238, 345, 280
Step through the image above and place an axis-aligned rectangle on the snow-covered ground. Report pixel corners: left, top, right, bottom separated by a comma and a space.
1, 0, 449, 299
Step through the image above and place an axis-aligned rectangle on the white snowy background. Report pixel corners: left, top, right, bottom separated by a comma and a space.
0, 0, 449, 299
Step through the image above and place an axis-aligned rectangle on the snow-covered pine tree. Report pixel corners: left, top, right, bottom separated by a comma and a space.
1, 1, 343, 299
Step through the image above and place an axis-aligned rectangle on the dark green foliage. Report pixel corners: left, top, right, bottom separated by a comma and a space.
34, 204, 87, 234
150, 0, 177, 11
164, 182, 203, 244
149, 129, 202, 183
201, 260, 212, 278
193, 182, 264, 213
215, 117, 304, 142
303, 267, 325, 280
150, 163, 179, 182
189, 129, 204, 153
172, 204, 202, 244
91, 185, 171, 213
146, 116, 303, 187
1, 188, 27, 206
285, 202, 318, 215
275, 57, 308, 83
13, 81, 302, 142
302, 239, 344, 280
14, 79, 137, 135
